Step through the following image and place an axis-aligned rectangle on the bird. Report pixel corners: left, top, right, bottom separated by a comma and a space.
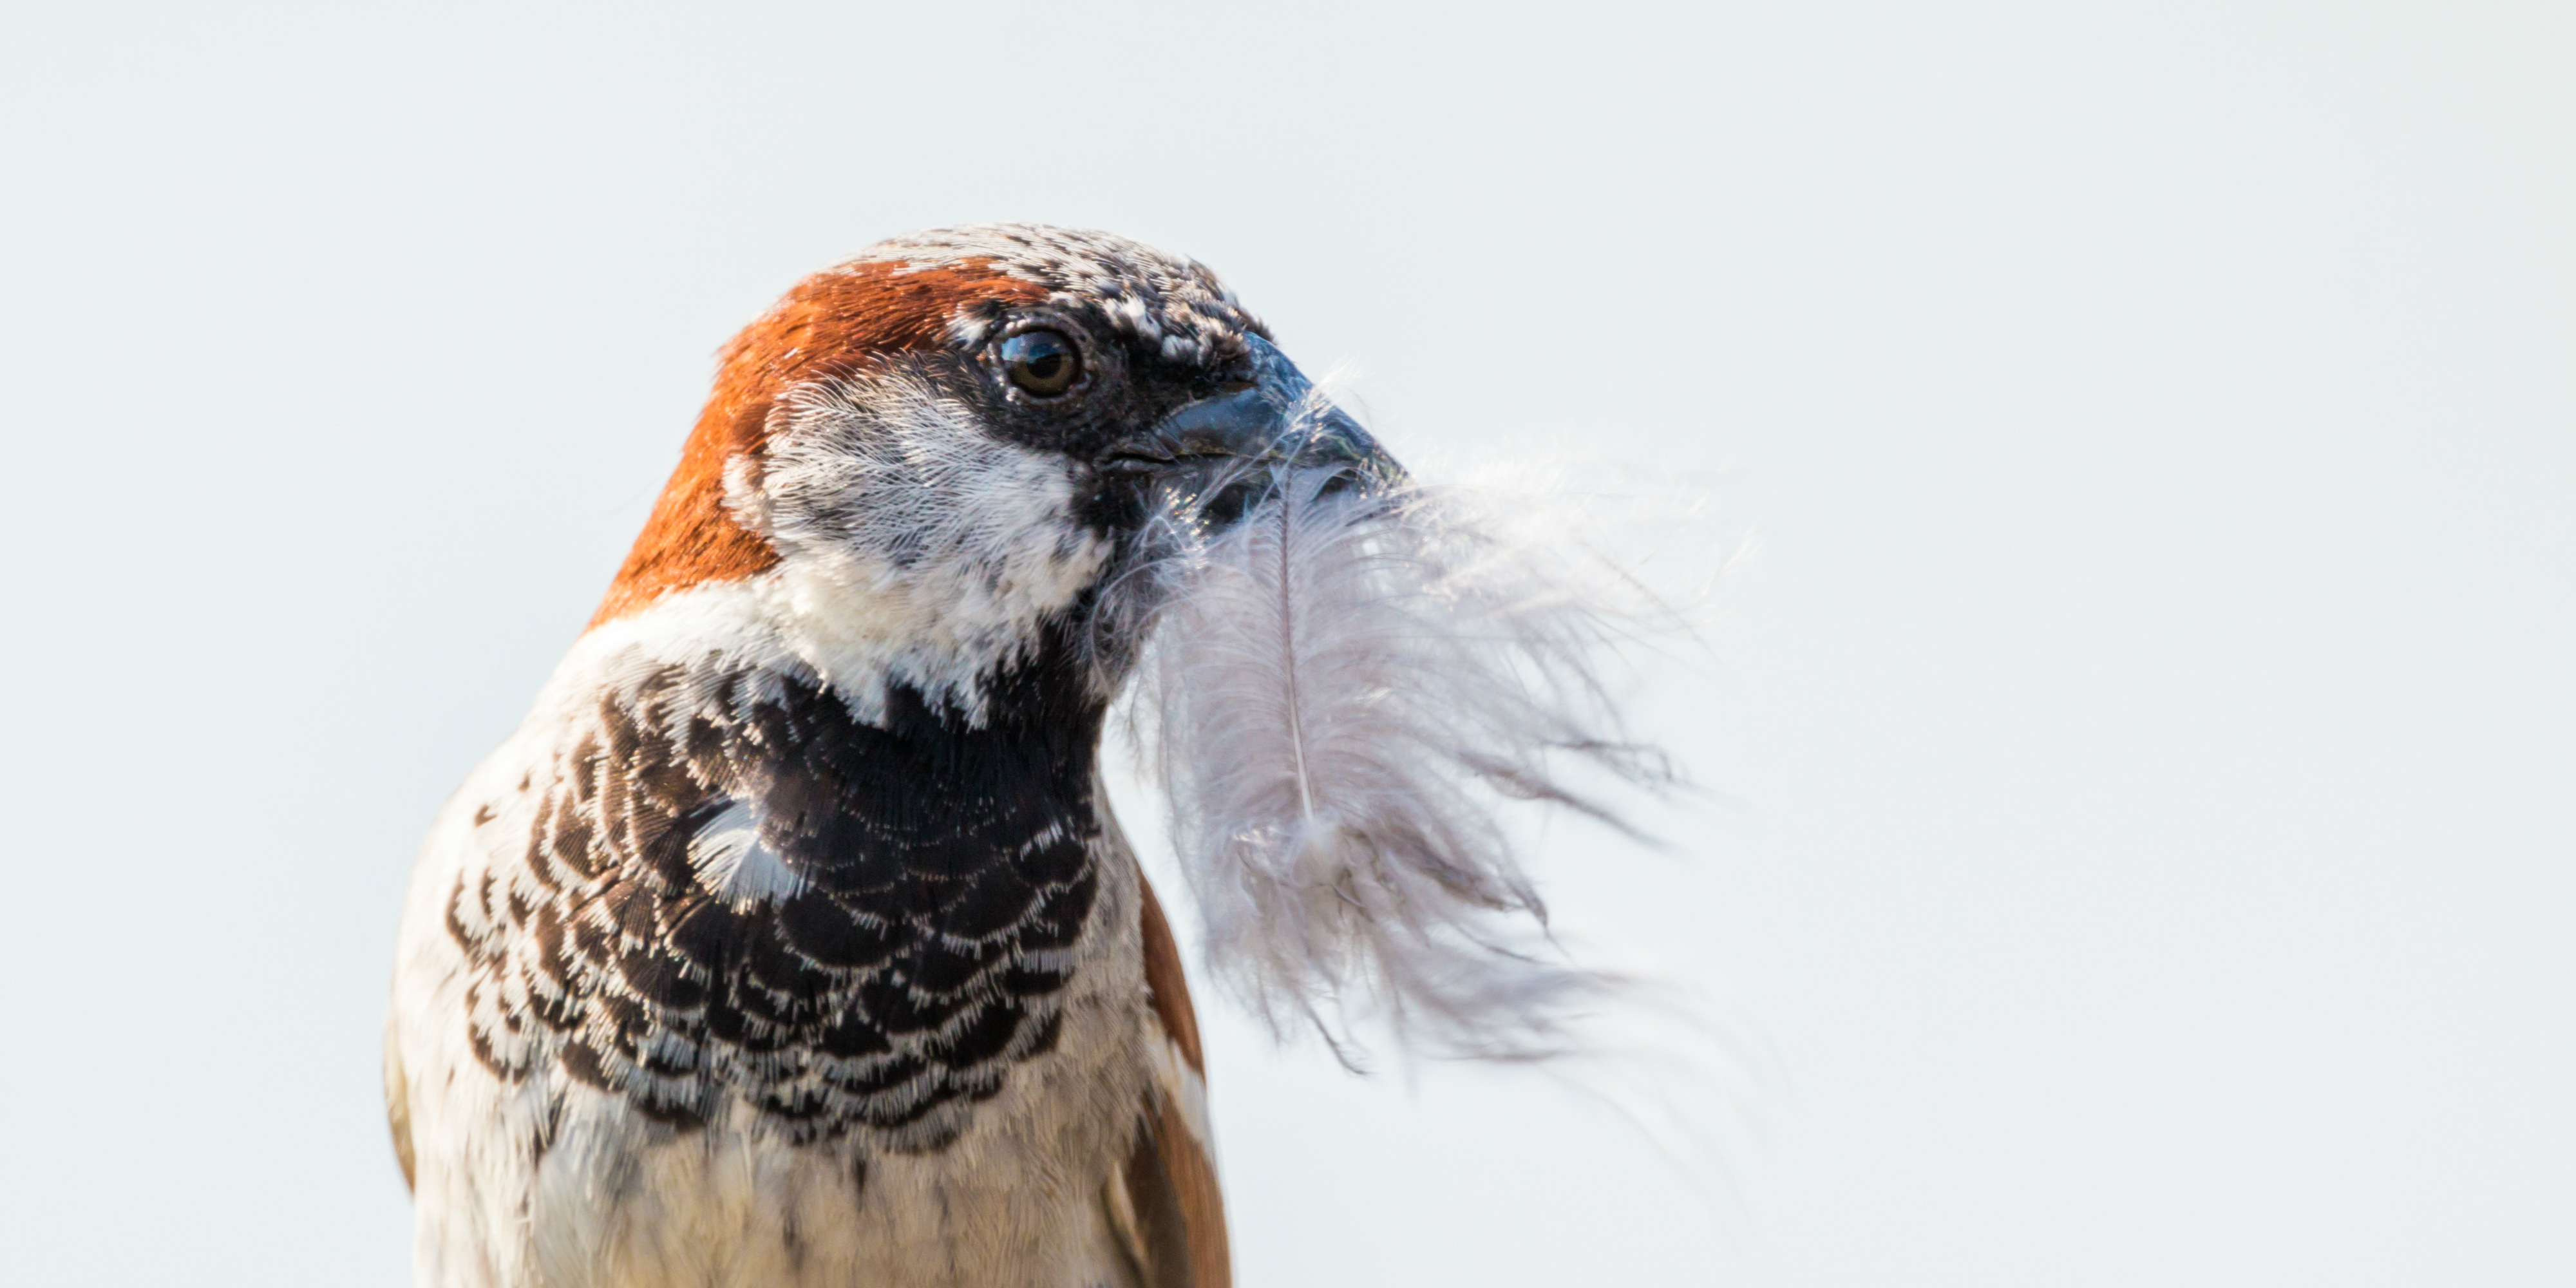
385, 223, 1393, 1288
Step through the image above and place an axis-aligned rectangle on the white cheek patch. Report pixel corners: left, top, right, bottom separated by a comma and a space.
746, 372, 1113, 722
685, 800, 809, 908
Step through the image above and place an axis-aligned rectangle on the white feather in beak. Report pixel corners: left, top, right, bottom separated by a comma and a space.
1123, 449, 1687, 1065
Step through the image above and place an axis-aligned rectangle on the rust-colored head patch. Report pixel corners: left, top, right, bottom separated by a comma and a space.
589, 260, 1047, 627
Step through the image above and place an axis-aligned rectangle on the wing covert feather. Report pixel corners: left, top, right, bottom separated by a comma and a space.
1116, 878, 1230, 1288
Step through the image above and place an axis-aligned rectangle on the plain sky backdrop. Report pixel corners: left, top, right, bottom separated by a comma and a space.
3, 4, 2569, 1285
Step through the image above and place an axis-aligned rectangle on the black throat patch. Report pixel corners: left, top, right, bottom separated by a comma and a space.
446, 626, 1112, 1152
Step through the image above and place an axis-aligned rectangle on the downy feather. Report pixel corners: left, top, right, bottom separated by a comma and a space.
1118, 422, 1686, 1065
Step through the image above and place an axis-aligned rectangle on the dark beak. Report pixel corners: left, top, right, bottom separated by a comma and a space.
1095, 336, 1401, 520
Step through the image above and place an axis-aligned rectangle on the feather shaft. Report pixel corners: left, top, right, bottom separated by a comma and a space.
1119, 461, 1684, 1062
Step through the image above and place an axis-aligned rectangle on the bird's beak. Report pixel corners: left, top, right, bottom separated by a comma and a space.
1095, 336, 1401, 517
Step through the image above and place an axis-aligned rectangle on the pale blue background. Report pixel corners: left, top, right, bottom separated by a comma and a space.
3, 4, 2568, 1284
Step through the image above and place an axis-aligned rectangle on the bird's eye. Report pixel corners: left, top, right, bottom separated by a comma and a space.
999, 329, 1083, 399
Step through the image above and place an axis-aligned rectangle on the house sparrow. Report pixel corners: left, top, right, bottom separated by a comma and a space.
387, 224, 1387, 1288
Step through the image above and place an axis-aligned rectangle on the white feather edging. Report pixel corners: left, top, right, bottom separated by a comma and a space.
1123, 461, 1683, 1065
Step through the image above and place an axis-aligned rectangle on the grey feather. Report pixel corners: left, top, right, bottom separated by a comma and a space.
1119, 444, 1683, 1065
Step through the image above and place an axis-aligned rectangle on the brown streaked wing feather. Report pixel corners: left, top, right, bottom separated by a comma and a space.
1122, 876, 1229, 1288
1139, 878, 1204, 1073
1121, 1090, 1231, 1288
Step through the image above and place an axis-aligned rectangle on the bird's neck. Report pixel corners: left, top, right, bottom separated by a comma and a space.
555, 564, 1116, 735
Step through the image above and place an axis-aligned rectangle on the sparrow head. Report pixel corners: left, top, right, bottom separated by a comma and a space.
589, 223, 1391, 717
